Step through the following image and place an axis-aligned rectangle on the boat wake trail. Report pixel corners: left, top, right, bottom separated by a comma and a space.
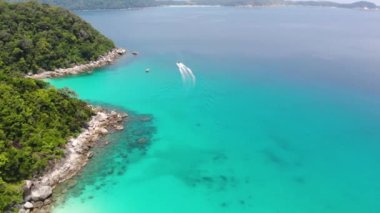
176, 62, 196, 86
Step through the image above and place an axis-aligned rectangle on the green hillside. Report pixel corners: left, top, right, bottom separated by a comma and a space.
0, 1, 115, 74
0, 73, 94, 211
0, 1, 115, 211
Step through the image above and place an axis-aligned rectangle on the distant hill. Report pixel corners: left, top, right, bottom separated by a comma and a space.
5, 0, 378, 10
182, 0, 284, 6
0, 1, 115, 74
287, 1, 378, 9
189, 0, 378, 8
6, 0, 162, 9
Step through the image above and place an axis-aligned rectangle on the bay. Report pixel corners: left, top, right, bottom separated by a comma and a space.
50, 6, 380, 213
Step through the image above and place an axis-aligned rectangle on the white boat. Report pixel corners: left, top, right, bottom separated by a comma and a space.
176, 62, 196, 84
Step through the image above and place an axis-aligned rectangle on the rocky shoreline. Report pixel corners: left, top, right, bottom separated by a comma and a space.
18, 107, 127, 213
27, 48, 127, 79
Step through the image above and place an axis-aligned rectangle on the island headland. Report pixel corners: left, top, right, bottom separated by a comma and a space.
20, 108, 127, 213
0, 1, 129, 212
28, 48, 127, 79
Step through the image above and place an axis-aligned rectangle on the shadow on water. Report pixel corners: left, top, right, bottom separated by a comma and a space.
52, 103, 157, 205
261, 148, 288, 167
262, 132, 306, 170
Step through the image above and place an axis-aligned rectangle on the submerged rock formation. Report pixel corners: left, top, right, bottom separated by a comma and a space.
19, 107, 127, 213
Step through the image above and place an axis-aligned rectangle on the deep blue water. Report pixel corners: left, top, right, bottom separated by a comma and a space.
50, 6, 380, 213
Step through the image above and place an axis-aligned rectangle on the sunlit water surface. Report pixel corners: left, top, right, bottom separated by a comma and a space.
50, 6, 380, 213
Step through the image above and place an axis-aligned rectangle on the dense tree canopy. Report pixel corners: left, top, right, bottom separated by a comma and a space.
0, 72, 94, 210
0, 1, 115, 74
0, 1, 113, 210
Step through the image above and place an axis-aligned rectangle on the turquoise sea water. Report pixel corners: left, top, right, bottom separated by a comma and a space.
50, 7, 380, 213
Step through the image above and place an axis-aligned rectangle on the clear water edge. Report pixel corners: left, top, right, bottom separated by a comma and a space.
49, 6, 380, 213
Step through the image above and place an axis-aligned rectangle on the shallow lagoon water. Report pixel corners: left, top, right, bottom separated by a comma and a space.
50, 7, 380, 213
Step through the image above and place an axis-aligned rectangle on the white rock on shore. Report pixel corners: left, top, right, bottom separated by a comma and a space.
19, 209, 30, 213
27, 48, 127, 79
23, 202, 34, 209
25, 180, 33, 190
31, 186, 52, 201
21, 107, 126, 212
19, 47, 128, 213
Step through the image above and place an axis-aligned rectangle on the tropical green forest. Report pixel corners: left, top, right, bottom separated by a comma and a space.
0, 1, 114, 211
0, 0, 115, 74
0, 73, 94, 211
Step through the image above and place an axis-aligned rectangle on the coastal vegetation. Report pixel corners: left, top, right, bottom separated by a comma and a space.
0, 73, 94, 211
6, 0, 378, 10
0, 1, 119, 211
0, 1, 115, 74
